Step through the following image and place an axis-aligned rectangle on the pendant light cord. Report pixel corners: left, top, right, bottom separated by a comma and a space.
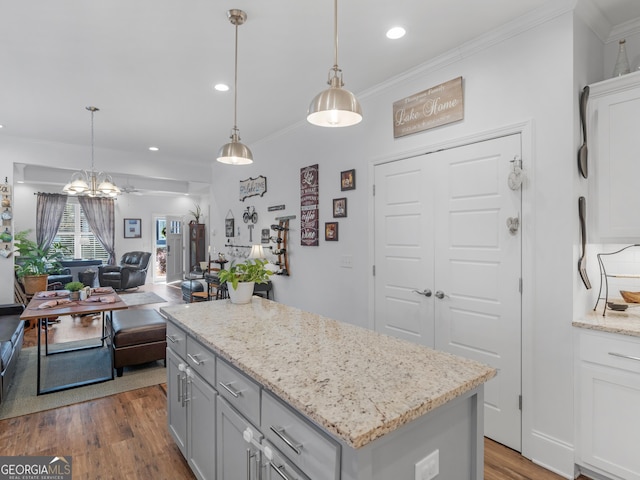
333, 0, 339, 71
233, 21, 239, 132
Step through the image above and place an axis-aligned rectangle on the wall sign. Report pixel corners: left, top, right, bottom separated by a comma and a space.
239, 175, 267, 201
393, 76, 464, 138
268, 204, 285, 212
300, 164, 319, 246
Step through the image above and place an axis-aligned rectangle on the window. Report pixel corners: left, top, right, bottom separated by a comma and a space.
55, 202, 108, 262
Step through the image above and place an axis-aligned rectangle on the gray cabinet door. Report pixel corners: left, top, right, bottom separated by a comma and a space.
217, 396, 262, 480
187, 371, 217, 480
167, 348, 187, 457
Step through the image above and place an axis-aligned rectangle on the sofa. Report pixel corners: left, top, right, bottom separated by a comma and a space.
0, 304, 25, 405
98, 251, 151, 291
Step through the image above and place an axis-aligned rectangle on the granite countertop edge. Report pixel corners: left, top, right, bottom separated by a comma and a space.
573, 308, 640, 337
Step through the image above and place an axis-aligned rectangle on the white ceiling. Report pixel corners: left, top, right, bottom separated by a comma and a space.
2, 0, 640, 173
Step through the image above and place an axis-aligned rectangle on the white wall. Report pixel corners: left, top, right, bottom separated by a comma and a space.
209, 7, 578, 478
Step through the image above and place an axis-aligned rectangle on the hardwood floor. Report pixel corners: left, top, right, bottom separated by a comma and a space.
8, 282, 590, 479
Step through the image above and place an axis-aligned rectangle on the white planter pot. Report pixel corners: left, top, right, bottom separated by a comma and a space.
228, 281, 255, 304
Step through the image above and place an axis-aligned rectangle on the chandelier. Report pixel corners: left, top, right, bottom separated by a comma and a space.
63, 106, 121, 197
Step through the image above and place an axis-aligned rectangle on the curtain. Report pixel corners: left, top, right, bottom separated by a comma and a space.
78, 196, 116, 265
36, 193, 67, 251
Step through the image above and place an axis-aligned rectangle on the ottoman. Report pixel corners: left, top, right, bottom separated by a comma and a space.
109, 309, 167, 377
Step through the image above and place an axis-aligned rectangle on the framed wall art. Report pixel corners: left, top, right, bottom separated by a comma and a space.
333, 198, 347, 218
340, 169, 355, 191
124, 218, 142, 238
325, 222, 338, 241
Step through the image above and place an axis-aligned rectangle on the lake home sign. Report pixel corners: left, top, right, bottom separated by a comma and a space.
393, 76, 464, 138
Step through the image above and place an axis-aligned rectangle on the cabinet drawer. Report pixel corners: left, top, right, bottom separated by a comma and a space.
166, 321, 187, 359
262, 390, 340, 480
264, 441, 310, 480
186, 336, 216, 387
216, 357, 260, 426
579, 330, 640, 373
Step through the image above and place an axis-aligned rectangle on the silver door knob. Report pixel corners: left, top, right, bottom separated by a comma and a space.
435, 290, 448, 299
412, 289, 432, 297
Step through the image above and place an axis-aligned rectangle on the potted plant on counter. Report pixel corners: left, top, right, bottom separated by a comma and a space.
218, 258, 272, 304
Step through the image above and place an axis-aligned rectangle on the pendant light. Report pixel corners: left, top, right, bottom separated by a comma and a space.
63, 106, 121, 197
307, 0, 362, 127
217, 9, 253, 165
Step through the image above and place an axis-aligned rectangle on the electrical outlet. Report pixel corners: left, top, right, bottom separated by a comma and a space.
415, 449, 439, 480
340, 254, 353, 268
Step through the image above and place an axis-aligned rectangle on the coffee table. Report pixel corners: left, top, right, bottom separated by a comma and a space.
20, 288, 128, 395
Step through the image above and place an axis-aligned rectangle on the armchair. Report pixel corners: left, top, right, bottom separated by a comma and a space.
98, 251, 151, 291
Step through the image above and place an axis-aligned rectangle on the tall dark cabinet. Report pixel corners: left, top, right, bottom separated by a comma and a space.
189, 223, 206, 272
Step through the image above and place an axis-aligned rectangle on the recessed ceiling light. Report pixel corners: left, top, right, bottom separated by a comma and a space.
386, 27, 406, 40
214, 83, 230, 92
149, 146, 159, 151
0, 125, 4, 129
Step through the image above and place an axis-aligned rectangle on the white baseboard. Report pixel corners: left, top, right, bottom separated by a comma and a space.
529, 429, 575, 479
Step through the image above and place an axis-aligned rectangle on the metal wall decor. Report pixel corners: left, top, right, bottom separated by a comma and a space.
1, 178, 14, 258
225, 210, 235, 238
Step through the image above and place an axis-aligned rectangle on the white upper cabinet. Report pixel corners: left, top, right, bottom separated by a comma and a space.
589, 71, 640, 242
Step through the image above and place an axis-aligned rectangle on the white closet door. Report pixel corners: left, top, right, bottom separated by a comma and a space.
374, 157, 435, 347
433, 134, 522, 451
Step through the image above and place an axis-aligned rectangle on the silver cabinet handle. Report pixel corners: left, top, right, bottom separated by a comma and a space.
177, 373, 182, 403
270, 426, 302, 455
246, 448, 256, 480
412, 289, 432, 297
270, 462, 292, 480
187, 353, 203, 365
435, 290, 449, 299
183, 376, 191, 404
166, 334, 178, 343
219, 381, 241, 398
609, 352, 640, 362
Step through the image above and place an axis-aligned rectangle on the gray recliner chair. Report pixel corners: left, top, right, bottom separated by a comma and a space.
98, 251, 151, 291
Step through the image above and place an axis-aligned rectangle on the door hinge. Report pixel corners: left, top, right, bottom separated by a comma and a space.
372, 184, 376, 196
519, 395, 522, 411
372, 265, 376, 276
519, 278, 522, 294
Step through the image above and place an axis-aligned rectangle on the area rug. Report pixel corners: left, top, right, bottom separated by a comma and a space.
0, 346, 166, 420
120, 291, 167, 307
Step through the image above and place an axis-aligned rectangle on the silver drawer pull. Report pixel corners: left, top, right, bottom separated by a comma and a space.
609, 352, 640, 362
166, 334, 178, 343
218, 381, 241, 398
187, 353, 203, 365
270, 426, 302, 455
270, 462, 292, 480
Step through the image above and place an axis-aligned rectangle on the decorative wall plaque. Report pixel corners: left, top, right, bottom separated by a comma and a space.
300, 164, 319, 246
239, 175, 267, 201
393, 76, 464, 138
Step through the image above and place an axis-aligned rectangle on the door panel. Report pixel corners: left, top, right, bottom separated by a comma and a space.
373, 134, 522, 451
434, 134, 522, 451
374, 159, 434, 347
166, 216, 183, 284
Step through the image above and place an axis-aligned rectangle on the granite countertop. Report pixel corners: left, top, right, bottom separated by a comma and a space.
160, 298, 496, 449
573, 306, 640, 337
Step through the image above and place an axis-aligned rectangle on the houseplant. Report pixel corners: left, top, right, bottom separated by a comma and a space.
14, 230, 65, 294
218, 258, 272, 304
64, 281, 85, 300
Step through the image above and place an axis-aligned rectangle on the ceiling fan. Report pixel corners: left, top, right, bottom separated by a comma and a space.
120, 179, 142, 195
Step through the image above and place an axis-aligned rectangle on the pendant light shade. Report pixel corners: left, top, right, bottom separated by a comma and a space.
307, 0, 362, 127
217, 9, 253, 165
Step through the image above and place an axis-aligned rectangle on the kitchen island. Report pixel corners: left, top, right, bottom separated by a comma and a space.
161, 297, 496, 479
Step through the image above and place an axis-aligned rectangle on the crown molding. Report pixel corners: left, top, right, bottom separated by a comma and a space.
360, 0, 576, 99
